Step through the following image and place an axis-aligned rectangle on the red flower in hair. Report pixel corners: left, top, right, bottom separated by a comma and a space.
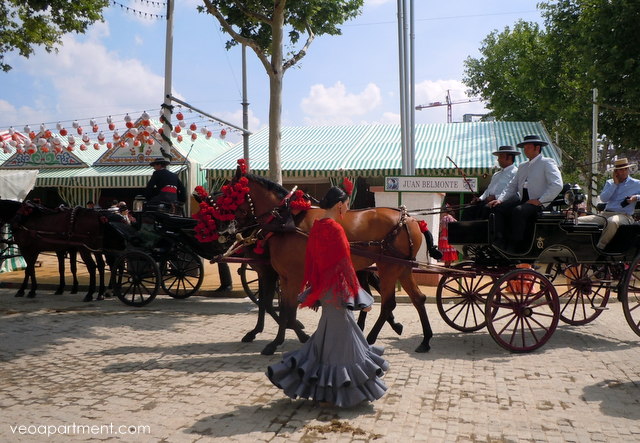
342, 177, 354, 196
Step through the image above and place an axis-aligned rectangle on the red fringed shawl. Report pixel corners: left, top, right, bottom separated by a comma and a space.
299, 218, 360, 308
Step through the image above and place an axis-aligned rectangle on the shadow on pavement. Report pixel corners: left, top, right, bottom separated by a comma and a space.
582, 380, 640, 420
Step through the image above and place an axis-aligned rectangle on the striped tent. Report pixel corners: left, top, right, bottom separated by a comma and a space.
204, 121, 561, 180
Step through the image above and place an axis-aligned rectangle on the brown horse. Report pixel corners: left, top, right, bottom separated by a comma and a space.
0, 200, 106, 301
207, 171, 435, 355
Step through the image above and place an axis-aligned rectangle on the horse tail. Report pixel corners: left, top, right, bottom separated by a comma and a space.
415, 219, 443, 260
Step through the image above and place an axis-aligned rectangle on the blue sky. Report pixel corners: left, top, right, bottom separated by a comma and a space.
0, 0, 543, 143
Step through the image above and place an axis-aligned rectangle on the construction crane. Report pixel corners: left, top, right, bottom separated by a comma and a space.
415, 90, 482, 123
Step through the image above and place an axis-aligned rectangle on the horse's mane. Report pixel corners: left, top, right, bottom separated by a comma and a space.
246, 174, 289, 200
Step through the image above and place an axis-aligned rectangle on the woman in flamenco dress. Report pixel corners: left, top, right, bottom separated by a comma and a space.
266, 182, 389, 408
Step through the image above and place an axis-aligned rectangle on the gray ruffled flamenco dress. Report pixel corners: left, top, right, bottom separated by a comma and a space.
267, 286, 389, 408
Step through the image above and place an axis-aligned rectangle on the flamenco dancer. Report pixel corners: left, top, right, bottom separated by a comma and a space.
266, 180, 389, 408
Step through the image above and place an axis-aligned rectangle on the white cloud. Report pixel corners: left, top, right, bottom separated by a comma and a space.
300, 81, 382, 125
365, 0, 393, 6
5, 20, 165, 127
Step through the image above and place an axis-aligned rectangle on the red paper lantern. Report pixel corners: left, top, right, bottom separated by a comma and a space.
77, 127, 83, 135
126, 121, 134, 129
191, 133, 197, 141
177, 135, 183, 142
108, 123, 115, 131
174, 125, 181, 133
220, 129, 227, 139
107, 142, 113, 149
92, 125, 99, 133
190, 123, 197, 131
176, 112, 184, 120
93, 143, 100, 150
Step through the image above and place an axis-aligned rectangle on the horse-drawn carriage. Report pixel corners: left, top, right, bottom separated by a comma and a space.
437, 184, 640, 352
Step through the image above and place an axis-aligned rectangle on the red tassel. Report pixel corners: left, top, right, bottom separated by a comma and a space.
342, 177, 354, 196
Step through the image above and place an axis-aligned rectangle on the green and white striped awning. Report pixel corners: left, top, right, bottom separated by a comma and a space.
203, 121, 561, 179
35, 165, 186, 188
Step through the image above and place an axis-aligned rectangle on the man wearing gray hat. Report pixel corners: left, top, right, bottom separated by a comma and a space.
487, 135, 563, 253
462, 145, 519, 221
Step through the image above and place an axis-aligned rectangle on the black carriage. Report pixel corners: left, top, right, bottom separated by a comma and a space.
109, 210, 259, 307
437, 185, 640, 352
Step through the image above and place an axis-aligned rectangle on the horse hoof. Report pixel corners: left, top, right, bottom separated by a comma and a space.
261, 343, 277, 356
27, 292, 37, 298
415, 343, 431, 353
14, 292, 24, 298
54, 289, 63, 295
391, 323, 404, 336
96, 295, 105, 301
299, 333, 310, 343
83, 295, 93, 302
241, 332, 257, 343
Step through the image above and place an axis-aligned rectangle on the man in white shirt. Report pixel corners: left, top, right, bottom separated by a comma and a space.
487, 135, 563, 253
462, 145, 519, 221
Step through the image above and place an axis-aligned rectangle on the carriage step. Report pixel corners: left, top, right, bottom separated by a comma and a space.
591, 306, 609, 311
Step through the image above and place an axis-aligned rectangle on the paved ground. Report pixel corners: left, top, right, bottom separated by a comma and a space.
1, 264, 639, 442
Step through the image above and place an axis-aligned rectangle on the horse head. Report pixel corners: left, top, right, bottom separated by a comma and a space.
0, 199, 22, 228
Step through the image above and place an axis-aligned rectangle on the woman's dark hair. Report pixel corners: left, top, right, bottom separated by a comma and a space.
319, 186, 349, 209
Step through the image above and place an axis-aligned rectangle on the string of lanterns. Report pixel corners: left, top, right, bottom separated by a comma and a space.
111, 0, 166, 20
0, 107, 237, 155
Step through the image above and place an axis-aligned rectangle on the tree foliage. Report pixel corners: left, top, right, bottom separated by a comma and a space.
0, 0, 109, 72
463, 0, 640, 184
199, 0, 363, 183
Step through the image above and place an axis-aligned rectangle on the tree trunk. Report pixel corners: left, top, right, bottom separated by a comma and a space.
268, 4, 285, 185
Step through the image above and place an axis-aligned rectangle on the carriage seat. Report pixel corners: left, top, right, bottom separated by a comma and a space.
152, 212, 198, 230
603, 223, 640, 253
447, 220, 489, 245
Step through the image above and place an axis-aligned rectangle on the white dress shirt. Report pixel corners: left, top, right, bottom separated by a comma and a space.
497, 154, 563, 206
480, 164, 518, 201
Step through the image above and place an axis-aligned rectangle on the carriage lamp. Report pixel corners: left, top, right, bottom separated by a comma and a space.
563, 184, 585, 206
133, 195, 146, 212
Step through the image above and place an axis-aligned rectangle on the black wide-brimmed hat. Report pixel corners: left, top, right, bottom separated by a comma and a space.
492, 145, 520, 156
516, 135, 549, 148
149, 157, 170, 166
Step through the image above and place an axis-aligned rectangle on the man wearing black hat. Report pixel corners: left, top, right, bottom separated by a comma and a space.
578, 157, 640, 251
462, 145, 519, 221
487, 135, 563, 253
145, 157, 186, 210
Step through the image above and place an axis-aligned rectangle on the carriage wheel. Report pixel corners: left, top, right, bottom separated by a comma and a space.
552, 264, 610, 325
485, 268, 559, 352
160, 245, 204, 299
436, 261, 496, 332
620, 254, 640, 337
113, 251, 160, 307
238, 262, 280, 306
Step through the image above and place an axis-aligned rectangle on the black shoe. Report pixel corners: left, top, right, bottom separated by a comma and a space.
214, 285, 232, 293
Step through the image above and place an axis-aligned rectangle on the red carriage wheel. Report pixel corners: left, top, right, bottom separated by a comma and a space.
436, 261, 496, 332
485, 268, 559, 352
552, 264, 611, 325
620, 254, 640, 337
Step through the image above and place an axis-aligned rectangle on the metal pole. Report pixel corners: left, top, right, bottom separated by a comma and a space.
242, 44, 250, 172
408, 0, 415, 175
161, 0, 175, 160
397, 0, 408, 175
591, 88, 599, 211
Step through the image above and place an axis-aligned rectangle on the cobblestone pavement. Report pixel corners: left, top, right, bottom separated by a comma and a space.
1, 288, 639, 442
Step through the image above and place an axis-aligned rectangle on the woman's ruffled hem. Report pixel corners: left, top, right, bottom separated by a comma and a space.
298, 286, 374, 311
266, 346, 388, 408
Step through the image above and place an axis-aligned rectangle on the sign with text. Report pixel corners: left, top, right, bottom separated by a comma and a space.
384, 176, 478, 193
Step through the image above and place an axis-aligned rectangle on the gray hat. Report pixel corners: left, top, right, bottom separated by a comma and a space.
516, 135, 549, 148
492, 145, 520, 156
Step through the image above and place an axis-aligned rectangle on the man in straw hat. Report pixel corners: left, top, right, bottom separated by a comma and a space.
145, 157, 186, 209
487, 135, 563, 253
462, 145, 520, 221
577, 157, 640, 251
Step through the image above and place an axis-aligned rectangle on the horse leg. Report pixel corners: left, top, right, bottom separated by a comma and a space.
399, 270, 432, 353
365, 267, 399, 345
95, 253, 106, 300
69, 249, 79, 294
80, 250, 97, 302
54, 251, 66, 295
356, 270, 403, 335
242, 268, 277, 343
24, 252, 39, 298
16, 267, 30, 297
261, 277, 301, 356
